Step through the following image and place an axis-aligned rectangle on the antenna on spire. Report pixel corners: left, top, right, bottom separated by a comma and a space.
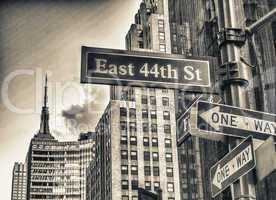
44, 74, 48, 107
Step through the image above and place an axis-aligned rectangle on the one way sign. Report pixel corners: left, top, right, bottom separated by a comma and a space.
196, 101, 276, 140
210, 136, 255, 198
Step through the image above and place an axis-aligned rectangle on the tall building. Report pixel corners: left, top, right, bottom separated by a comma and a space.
14, 76, 96, 200
87, 88, 181, 200
125, 1, 225, 200
11, 162, 27, 200
125, 0, 276, 199
87, 2, 182, 200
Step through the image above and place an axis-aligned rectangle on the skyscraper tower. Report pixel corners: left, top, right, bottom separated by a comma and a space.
87, 1, 181, 200
20, 75, 95, 200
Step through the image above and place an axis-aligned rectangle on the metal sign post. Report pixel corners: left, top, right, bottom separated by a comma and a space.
216, 0, 256, 199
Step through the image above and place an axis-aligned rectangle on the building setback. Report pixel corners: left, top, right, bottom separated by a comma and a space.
11, 76, 95, 200
11, 162, 27, 200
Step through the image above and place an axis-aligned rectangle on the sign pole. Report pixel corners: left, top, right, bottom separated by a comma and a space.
216, 0, 256, 199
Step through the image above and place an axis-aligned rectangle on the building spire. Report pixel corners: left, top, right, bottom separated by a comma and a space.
44, 74, 48, 107
37, 74, 52, 137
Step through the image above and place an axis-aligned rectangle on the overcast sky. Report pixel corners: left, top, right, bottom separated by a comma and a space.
0, 1, 142, 199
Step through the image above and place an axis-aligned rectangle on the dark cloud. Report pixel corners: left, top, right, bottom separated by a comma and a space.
61, 86, 109, 134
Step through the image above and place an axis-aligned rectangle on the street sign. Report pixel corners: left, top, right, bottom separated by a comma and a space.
210, 136, 255, 198
197, 101, 276, 140
81, 46, 211, 90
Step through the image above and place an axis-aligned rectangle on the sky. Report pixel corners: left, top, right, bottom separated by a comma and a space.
0, 1, 142, 199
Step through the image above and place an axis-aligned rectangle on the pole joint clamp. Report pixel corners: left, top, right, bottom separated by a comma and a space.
217, 28, 246, 47
219, 61, 250, 88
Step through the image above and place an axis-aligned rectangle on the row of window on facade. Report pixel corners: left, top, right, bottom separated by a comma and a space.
121, 122, 171, 134
120, 135, 172, 148
121, 180, 175, 192
120, 109, 171, 121
158, 19, 166, 52
120, 148, 173, 163
121, 165, 174, 177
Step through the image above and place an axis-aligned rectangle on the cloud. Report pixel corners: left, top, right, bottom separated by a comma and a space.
61, 86, 109, 137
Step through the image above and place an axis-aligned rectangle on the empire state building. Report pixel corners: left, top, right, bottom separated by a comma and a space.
11, 76, 95, 200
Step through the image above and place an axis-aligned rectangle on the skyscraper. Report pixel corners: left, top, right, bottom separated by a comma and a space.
11, 162, 27, 200
124, 0, 276, 199
125, 1, 226, 200
10, 76, 95, 200
87, 1, 182, 200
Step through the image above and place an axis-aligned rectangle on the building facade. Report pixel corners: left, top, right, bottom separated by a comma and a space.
87, 89, 181, 200
11, 162, 27, 200
125, 1, 226, 200
11, 76, 95, 200
26, 133, 94, 200
126, 0, 276, 200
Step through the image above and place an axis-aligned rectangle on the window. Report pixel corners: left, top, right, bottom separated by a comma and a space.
130, 151, 137, 160
151, 124, 157, 133
166, 153, 173, 162
143, 123, 149, 132
120, 121, 127, 131
129, 122, 137, 132
172, 34, 177, 42
173, 46, 178, 53
150, 110, 157, 119
143, 137, 149, 147
152, 152, 159, 161
131, 180, 138, 190
164, 125, 171, 134
159, 32, 165, 41
145, 181, 151, 190
154, 182, 160, 191
132, 196, 138, 200
167, 182, 174, 192
165, 139, 172, 148
158, 19, 164, 29
162, 97, 169, 106
121, 136, 128, 145
130, 136, 137, 145
121, 150, 128, 160
159, 44, 166, 52
163, 111, 170, 120
122, 195, 129, 200
144, 166, 151, 176
150, 96, 156, 105
141, 95, 148, 104
153, 166, 160, 176
120, 107, 127, 117
121, 165, 128, 175
162, 89, 168, 93
121, 180, 129, 190
144, 151, 150, 161
138, 41, 144, 48
129, 108, 136, 118
142, 109, 148, 119
152, 138, 158, 147
131, 165, 138, 175
166, 167, 173, 177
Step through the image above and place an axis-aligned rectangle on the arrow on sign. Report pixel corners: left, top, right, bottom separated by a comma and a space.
200, 106, 276, 135
210, 136, 255, 198
212, 145, 253, 190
